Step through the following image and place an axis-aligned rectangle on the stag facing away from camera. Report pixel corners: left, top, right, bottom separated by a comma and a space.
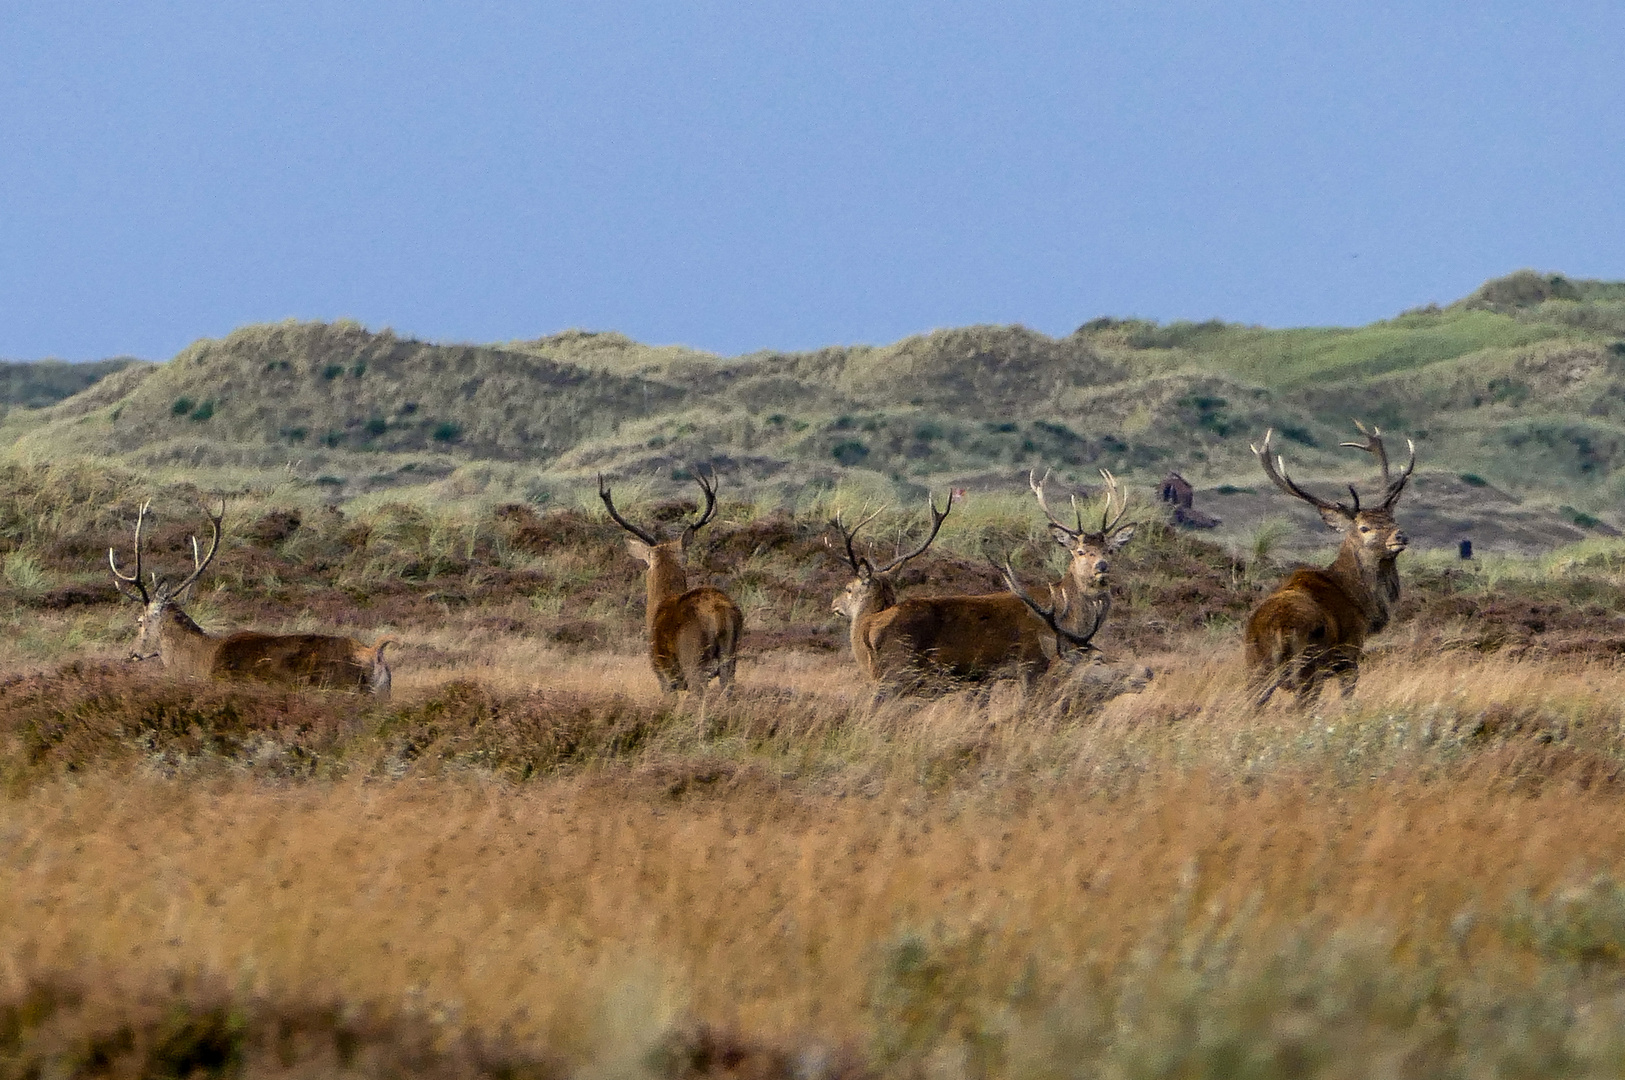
1244, 421, 1416, 707
831, 492, 1060, 694
109, 500, 396, 695
599, 468, 743, 700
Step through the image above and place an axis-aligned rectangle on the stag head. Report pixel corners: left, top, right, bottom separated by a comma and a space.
108, 499, 225, 659
598, 467, 722, 567
828, 494, 952, 619
1030, 469, 1136, 588
1253, 421, 1415, 561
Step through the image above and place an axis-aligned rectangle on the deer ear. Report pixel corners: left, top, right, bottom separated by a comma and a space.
1106, 524, 1136, 552
625, 538, 653, 562
1049, 523, 1076, 546
1317, 505, 1353, 530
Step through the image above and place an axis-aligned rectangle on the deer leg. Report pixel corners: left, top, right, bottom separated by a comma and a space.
652, 636, 685, 695
715, 648, 737, 692
654, 664, 684, 696
964, 677, 996, 710
1246, 657, 1289, 710
701, 635, 737, 697
677, 633, 709, 692
1292, 656, 1327, 709
368, 661, 392, 699
1330, 650, 1359, 698
1332, 647, 1361, 699
674, 633, 713, 737
1241, 669, 1280, 711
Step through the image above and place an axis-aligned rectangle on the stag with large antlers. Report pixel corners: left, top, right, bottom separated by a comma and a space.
1028, 468, 1137, 630
110, 500, 396, 694
994, 552, 1152, 708
832, 490, 1059, 691
1244, 421, 1416, 707
599, 468, 743, 699
992, 554, 1110, 660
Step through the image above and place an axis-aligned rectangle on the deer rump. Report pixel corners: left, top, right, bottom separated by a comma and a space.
648, 586, 742, 692
862, 593, 1050, 689
1244, 568, 1372, 686
211, 632, 394, 695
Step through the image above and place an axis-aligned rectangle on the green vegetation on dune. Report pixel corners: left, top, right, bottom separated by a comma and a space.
1125, 308, 1566, 389
5, 271, 1625, 543
0, 356, 144, 410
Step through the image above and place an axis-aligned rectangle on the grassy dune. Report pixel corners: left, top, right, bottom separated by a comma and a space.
6, 271, 1625, 535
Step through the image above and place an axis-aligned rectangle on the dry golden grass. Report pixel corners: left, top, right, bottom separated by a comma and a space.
4, 765, 1625, 1075
3, 762, 1622, 1053
8, 634, 1625, 1075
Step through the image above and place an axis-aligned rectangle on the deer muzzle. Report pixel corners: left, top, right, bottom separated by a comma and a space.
1388, 531, 1409, 552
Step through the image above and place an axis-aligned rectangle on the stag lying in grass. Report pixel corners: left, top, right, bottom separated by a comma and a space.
829, 474, 1134, 694
829, 493, 1046, 693
1244, 422, 1416, 707
993, 553, 1110, 661
110, 500, 397, 695
994, 551, 1151, 709
599, 468, 743, 699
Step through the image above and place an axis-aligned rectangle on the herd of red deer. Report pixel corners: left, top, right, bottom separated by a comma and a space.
107, 422, 1414, 709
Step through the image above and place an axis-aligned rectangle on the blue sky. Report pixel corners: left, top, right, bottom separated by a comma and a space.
3, 2, 1623, 360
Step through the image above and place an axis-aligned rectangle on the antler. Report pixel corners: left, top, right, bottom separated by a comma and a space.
171, 497, 225, 597
683, 465, 721, 541
1339, 420, 1390, 483
108, 500, 153, 604
1339, 420, 1416, 510
828, 505, 887, 573
1251, 430, 1351, 516
1031, 468, 1129, 540
870, 494, 952, 575
598, 473, 661, 546
1094, 469, 1130, 537
994, 555, 1108, 653
1030, 469, 1083, 536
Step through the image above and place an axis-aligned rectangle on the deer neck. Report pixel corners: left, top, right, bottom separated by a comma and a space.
1327, 537, 1400, 633
1059, 568, 1113, 626
644, 550, 689, 632
159, 606, 218, 675
847, 577, 896, 659
846, 577, 896, 678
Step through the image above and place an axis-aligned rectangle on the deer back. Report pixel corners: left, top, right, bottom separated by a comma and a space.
211, 631, 391, 693
650, 585, 742, 662
1245, 567, 1371, 653
867, 593, 1052, 685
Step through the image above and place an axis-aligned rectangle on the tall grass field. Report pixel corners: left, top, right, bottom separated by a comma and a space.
9, 273, 1625, 1077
